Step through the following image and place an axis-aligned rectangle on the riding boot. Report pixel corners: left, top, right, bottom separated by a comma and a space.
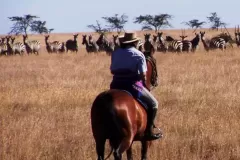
144, 108, 161, 140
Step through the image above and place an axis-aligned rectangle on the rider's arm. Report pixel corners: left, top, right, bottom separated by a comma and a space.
137, 54, 150, 90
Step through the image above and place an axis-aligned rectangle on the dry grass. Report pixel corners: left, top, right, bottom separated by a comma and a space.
0, 30, 240, 160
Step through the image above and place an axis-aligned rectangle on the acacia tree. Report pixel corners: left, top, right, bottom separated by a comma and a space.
8, 14, 39, 35
207, 12, 226, 31
134, 14, 173, 33
182, 19, 206, 32
87, 20, 109, 34
102, 14, 128, 34
30, 20, 49, 34
48, 28, 54, 34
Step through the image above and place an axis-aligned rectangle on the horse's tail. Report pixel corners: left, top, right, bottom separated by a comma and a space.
91, 90, 122, 160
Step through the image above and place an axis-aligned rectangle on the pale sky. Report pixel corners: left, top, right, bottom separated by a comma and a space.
1, 0, 239, 34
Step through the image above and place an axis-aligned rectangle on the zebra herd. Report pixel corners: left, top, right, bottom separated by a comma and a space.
0, 34, 79, 56
144, 31, 236, 53
0, 30, 239, 56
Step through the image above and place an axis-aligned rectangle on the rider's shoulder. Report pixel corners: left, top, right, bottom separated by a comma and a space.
129, 47, 145, 56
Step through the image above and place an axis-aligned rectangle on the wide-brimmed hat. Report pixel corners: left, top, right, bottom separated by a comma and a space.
138, 40, 143, 47
118, 35, 124, 44
121, 32, 140, 44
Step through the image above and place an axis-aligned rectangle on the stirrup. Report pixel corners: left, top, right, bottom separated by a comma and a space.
153, 124, 163, 138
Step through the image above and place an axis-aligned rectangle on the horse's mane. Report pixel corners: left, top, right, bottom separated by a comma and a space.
144, 53, 158, 88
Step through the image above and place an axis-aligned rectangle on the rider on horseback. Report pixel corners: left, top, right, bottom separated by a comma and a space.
110, 32, 161, 140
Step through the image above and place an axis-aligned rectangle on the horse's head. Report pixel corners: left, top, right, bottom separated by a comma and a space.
144, 33, 151, 42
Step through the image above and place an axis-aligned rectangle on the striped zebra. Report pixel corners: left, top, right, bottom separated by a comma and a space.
44, 35, 62, 53
59, 42, 66, 53
157, 32, 169, 52
82, 35, 99, 53
11, 37, 25, 55
179, 35, 192, 53
66, 34, 79, 53
23, 35, 41, 54
104, 41, 114, 56
6, 36, 14, 55
165, 36, 183, 53
144, 33, 155, 53
88, 35, 99, 52
96, 33, 106, 52
152, 34, 162, 52
158, 33, 183, 53
200, 31, 210, 52
113, 35, 120, 51
234, 26, 240, 47
0, 37, 8, 56
190, 33, 201, 52
200, 31, 231, 51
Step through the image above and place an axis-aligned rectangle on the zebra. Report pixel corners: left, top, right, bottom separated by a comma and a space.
165, 36, 183, 53
88, 35, 99, 52
113, 35, 120, 51
0, 37, 8, 56
96, 33, 109, 52
200, 31, 231, 51
22, 35, 41, 54
152, 34, 162, 52
190, 33, 201, 52
158, 33, 183, 53
6, 36, 14, 55
144, 33, 155, 54
66, 34, 79, 53
82, 35, 99, 53
200, 31, 210, 52
157, 32, 169, 52
104, 41, 114, 56
44, 35, 62, 53
179, 35, 192, 53
59, 42, 66, 53
11, 36, 25, 55
234, 26, 240, 47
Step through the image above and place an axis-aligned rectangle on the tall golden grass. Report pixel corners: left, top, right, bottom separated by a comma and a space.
0, 30, 240, 160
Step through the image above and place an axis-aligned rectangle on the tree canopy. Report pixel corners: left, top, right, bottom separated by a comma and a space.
134, 14, 173, 33
102, 14, 128, 34
207, 12, 226, 31
87, 20, 109, 34
182, 19, 206, 32
8, 14, 51, 35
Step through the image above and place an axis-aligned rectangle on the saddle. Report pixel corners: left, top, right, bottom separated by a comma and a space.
121, 90, 149, 111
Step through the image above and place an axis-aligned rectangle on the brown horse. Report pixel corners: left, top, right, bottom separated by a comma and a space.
91, 55, 160, 160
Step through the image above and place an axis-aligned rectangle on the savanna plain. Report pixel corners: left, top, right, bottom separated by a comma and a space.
0, 30, 240, 160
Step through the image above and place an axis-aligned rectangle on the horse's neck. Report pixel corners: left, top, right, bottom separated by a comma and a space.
145, 55, 158, 90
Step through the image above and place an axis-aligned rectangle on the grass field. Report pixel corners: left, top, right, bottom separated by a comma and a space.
0, 29, 240, 160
